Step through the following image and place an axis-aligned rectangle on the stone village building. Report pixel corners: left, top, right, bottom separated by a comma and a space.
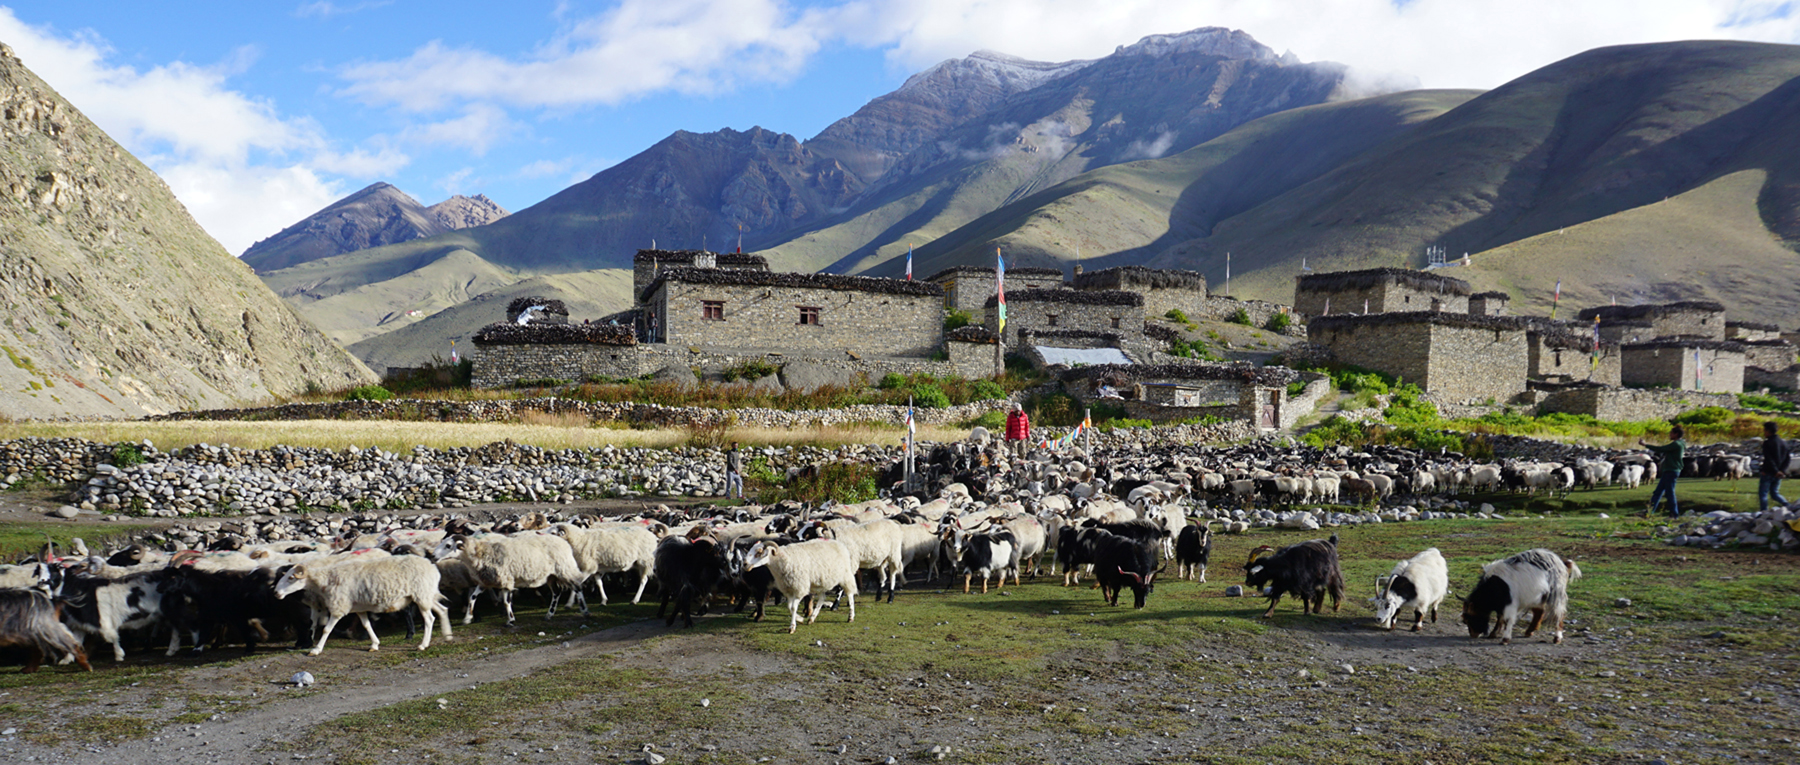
1306, 311, 1532, 404
926, 265, 1065, 315
1292, 267, 1472, 318
984, 288, 1145, 349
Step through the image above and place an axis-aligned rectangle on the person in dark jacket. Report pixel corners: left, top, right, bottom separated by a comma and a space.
1639, 425, 1686, 518
725, 441, 744, 500
1760, 421, 1792, 512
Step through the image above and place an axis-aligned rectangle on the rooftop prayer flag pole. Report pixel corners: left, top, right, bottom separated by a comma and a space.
1590, 316, 1601, 372
995, 247, 1006, 376
1551, 279, 1562, 320
905, 244, 913, 281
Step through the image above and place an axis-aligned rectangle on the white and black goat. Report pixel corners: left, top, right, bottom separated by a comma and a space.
1460, 548, 1581, 645
1371, 548, 1449, 631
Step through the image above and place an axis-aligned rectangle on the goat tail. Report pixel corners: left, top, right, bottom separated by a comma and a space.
1327, 533, 1340, 548
1565, 560, 1583, 581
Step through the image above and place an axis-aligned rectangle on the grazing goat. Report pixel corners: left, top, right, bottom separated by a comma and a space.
1461, 548, 1581, 645
58, 569, 181, 661
1243, 534, 1345, 617
1371, 548, 1449, 631
1090, 530, 1159, 608
744, 539, 858, 634
0, 588, 90, 672
273, 554, 450, 655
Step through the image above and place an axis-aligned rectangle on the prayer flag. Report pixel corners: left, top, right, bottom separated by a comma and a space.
905, 244, 913, 281
996, 248, 1007, 333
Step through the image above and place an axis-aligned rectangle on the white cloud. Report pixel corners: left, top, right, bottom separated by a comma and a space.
0, 9, 399, 254
823, 0, 1800, 90
295, 1, 393, 19
400, 103, 516, 155
437, 167, 476, 195
338, 0, 824, 110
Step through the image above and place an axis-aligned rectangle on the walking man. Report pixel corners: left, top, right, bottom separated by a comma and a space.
1760, 421, 1791, 512
1003, 402, 1031, 460
1640, 425, 1686, 518
726, 440, 744, 500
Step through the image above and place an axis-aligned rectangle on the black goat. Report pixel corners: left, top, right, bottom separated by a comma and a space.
1090, 530, 1159, 608
654, 536, 727, 628
1174, 524, 1213, 582
1244, 534, 1345, 617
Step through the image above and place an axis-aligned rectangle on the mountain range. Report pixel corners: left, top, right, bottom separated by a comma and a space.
0, 42, 374, 419
256, 31, 1800, 375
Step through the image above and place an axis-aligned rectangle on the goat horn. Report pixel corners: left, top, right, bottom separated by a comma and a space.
1118, 566, 1143, 585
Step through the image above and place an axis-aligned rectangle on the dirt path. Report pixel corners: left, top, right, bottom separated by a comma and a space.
68, 619, 665, 765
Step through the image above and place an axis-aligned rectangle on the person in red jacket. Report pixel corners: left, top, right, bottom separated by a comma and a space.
1004, 402, 1031, 458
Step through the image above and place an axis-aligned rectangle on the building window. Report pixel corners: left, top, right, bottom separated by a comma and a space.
1111, 317, 1122, 329
798, 306, 821, 326
701, 300, 724, 321
1046, 314, 1059, 327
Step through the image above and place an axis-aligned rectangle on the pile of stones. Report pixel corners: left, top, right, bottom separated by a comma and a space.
1666, 504, 1800, 551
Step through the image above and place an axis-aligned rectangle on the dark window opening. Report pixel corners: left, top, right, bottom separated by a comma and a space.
1046, 314, 1059, 327
1111, 317, 1122, 329
702, 300, 724, 321
798, 306, 821, 326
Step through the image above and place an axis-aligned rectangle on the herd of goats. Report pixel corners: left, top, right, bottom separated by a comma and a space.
0, 436, 1712, 673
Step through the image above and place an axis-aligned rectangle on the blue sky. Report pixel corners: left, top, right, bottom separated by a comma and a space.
2, 1, 1795, 255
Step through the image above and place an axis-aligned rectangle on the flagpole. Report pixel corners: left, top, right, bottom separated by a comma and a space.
994, 246, 1005, 377
904, 396, 914, 492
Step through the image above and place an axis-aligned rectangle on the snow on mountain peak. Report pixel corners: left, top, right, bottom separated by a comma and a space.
1113, 27, 1277, 62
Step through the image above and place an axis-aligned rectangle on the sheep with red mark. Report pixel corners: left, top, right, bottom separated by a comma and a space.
1372, 548, 1449, 631
1243, 534, 1345, 617
274, 554, 451, 655
1460, 548, 1581, 645
433, 532, 588, 625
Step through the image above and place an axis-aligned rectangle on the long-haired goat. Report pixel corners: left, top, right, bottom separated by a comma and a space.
1244, 534, 1345, 617
1460, 548, 1581, 645
1372, 548, 1449, 631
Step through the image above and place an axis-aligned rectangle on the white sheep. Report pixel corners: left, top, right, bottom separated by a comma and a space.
550, 522, 657, 605
1372, 548, 1450, 631
434, 532, 587, 625
895, 519, 942, 585
997, 514, 1047, 583
807, 519, 905, 603
273, 554, 450, 655
744, 539, 858, 634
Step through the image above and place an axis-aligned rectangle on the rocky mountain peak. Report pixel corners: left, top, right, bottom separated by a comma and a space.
897, 49, 1092, 97
1112, 27, 1276, 62
427, 193, 509, 230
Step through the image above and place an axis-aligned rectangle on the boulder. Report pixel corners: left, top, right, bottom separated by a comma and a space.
779, 361, 861, 393
651, 365, 697, 388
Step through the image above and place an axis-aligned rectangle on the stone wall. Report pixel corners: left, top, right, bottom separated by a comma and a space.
631, 250, 768, 300
1192, 296, 1304, 336
473, 343, 988, 390
1308, 315, 1528, 404
1528, 333, 1623, 386
1293, 281, 1469, 317
931, 268, 1064, 314
985, 295, 1144, 347
1726, 322, 1780, 342
1281, 372, 1332, 429
1469, 293, 1510, 316
1744, 341, 1797, 371
650, 280, 943, 358
1621, 343, 1746, 393
1539, 386, 1738, 422
1652, 308, 1726, 340
1745, 365, 1800, 392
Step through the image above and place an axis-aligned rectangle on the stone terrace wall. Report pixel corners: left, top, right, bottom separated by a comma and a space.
1192, 296, 1304, 336
652, 280, 943, 358
474, 344, 987, 389
1539, 386, 1737, 422
1308, 320, 1432, 390
1280, 373, 1332, 429
153, 396, 1014, 430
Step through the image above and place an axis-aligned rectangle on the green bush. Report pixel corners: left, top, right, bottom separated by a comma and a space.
910, 382, 951, 409
511, 378, 570, 389
970, 379, 1006, 401
1164, 308, 1190, 324
878, 373, 907, 390
111, 442, 147, 468
344, 384, 394, 402
1227, 308, 1252, 326
1168, 337, 1222, 361
1673, 406, 1734, 427
944, 309, 974, 331
1265, 312, 1293, 333
1336, 371, 1390, 396
722, 359, 778, 382
1382, 385, 1439, 426
1100, 417, 1154, 431
1029, 392, 1082, 427
1739, 393, 1796, 412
